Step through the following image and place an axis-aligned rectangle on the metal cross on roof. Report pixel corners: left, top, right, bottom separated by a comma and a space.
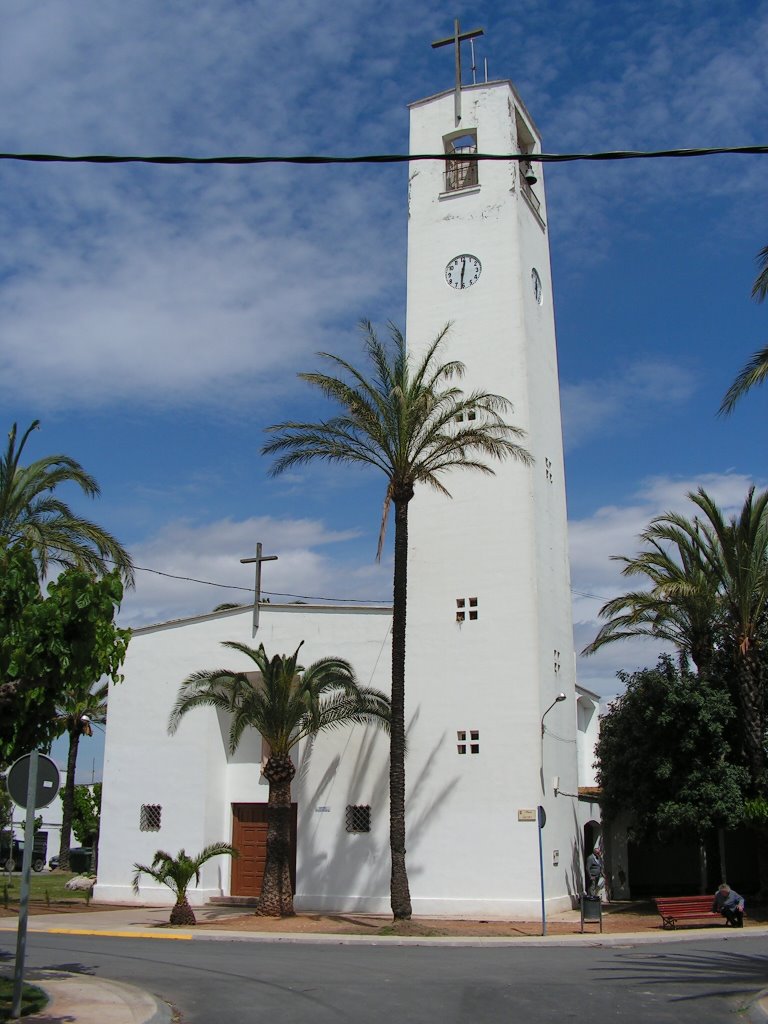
240, 541, 278, 636
431, 18, 484, 126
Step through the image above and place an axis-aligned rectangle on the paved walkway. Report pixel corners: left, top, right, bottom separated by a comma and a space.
2, 907, 767, 1023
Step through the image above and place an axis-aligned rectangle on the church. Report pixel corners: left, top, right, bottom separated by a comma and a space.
95, 38, 603, 918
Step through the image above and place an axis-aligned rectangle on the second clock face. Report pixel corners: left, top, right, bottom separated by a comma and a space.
445, 254, 481, 290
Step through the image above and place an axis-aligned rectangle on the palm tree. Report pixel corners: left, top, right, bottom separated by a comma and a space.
132, 844, 237, 925
54, 682, 108, 872
168, 641, 390, 917
649, 487, 768, 793
583, 528, 720, 676
262, 320, 531, 919
0, 421, 134, 583
720, 244, 768, 414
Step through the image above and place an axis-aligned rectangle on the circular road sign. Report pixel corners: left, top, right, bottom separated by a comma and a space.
6, 754, 60, 809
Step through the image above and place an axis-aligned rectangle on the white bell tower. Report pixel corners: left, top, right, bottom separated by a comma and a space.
403, 67, 579, 916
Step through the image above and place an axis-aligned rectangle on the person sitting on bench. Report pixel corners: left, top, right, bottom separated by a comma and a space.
712, 884, 745, 927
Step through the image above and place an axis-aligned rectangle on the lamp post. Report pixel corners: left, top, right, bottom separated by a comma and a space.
538, 692, 567, 935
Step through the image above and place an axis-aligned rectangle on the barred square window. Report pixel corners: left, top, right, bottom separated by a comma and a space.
345, 805, 371, 833
140, 804, 162, 832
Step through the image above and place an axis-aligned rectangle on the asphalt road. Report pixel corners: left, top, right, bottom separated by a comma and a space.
2, 932, 766, 1023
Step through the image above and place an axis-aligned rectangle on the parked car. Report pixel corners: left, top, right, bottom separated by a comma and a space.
48, 847, 93, 873
1, 836, 48, 873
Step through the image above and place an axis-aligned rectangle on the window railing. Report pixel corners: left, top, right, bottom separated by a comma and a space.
445, 145, 478, 191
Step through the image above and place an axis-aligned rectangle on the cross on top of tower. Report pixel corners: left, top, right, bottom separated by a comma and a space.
431, 18, 484, 126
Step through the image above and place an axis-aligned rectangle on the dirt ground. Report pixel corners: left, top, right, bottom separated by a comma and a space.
192, 902, 768, 938
1, 901, 765, 936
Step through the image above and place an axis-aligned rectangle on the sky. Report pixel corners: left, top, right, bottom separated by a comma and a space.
2, 1, 767, 777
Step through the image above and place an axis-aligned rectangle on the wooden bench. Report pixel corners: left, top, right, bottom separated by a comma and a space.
654, 895, 724, 929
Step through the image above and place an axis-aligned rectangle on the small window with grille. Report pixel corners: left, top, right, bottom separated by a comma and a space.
345, 805, 371, 833
456, 597, 479, 622
457, 730, 480, 754
139, 804, 162, 832
454, 408, 478, 423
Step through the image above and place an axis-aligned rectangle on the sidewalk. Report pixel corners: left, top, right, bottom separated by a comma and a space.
2, 905, 767, 1023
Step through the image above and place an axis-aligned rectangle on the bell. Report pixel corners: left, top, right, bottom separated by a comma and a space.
523, 163, 538, 186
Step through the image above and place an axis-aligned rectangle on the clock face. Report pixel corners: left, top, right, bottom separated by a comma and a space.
531, 268, 543, 305
446, 254, 481, 290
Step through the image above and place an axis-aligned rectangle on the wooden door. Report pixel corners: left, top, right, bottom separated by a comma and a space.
230, 803, 297, 897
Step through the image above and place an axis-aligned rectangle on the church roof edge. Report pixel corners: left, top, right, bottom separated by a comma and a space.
575, 683, 601, 701
408, 80, 541, 141
128, 601, 393, 637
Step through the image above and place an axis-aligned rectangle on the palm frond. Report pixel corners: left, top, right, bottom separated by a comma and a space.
0, 420, 134, 584
752, 244, 768, 303
263, 321, 531, 557
719, 344, 768, 416
169, 641, 391, 756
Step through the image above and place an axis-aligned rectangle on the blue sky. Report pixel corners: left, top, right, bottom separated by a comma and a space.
2, 1, 767, 779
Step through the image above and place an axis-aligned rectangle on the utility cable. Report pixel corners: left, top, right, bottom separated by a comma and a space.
0, 145, 766, 168
122, 559, 391, 605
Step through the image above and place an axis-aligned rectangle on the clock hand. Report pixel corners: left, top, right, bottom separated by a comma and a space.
460, 258, 466, 286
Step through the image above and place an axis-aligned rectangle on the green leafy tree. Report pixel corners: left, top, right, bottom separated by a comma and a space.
262, 320, 530, 919
720, 244, 768, 414
169, 641, 390, 917
132, 844, 237, 926
54, 685, 108, 871
0, 420, 134, 584
586, 487, 768, 893
0, 552, 129, 763
596, 656, 749, 880
72, 784, 102, 847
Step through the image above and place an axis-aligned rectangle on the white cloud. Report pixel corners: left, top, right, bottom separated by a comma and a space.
119, 513, 391, 627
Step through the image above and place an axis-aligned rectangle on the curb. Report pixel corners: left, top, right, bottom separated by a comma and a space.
748, 990, 768, 1024
8, 970, 172, 1024
8, 923, 768, 948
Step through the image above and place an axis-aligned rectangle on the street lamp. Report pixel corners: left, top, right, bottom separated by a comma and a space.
538, 691, 567, 935
541, 692, 567, 736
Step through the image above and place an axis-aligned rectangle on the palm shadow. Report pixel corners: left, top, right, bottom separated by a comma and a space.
592, 945, 768, 1003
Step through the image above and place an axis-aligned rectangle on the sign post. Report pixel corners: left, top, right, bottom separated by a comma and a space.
537, 805, 547, 936
7, 752, 60, 1018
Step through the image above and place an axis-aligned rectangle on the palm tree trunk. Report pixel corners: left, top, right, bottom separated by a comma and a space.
257, 757, 296, 917
170, 896, 197, 926
58, 728, 80, 872
736, 651, 768, 897
737, 651, 766, 793
390, 495, 412, 920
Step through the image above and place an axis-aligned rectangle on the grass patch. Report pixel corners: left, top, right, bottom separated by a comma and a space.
377, 921, 450, 937
1, 871, 91, 905
0, 978, 48, 1020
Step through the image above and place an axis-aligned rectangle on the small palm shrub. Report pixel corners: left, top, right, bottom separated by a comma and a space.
132, 843, 237, 925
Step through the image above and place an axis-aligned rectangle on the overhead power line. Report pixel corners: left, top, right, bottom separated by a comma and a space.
0, 145, 766, 167
126, 560, 391, 605
123, 558, 603, 606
